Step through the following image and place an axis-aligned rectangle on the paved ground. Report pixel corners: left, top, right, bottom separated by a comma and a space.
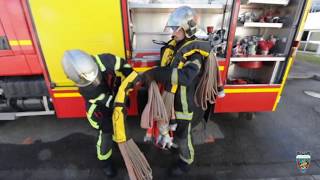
0, 59, 320, 180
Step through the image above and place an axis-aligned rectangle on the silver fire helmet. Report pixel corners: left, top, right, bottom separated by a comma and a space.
166, 6, 199, 38
61, 49, 101, 87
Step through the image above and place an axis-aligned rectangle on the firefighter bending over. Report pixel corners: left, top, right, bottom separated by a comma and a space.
61, 50, 139, 178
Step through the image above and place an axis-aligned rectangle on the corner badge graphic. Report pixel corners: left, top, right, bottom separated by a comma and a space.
296, 151, 311, 173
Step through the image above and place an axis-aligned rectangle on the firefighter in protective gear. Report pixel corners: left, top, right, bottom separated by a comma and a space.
143, 6, 211, 176
62, 49, 139, 178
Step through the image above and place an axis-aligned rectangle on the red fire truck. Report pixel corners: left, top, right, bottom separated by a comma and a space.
0, 0, 312, 120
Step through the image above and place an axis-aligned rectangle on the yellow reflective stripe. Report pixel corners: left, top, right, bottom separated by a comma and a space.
225, 88, 280, 94
95, 55, 106, 72
9, 40, 32, 46
89, 93, 105, 104
170, 68, 178, 93
86, 104, 99, 129
184, 59, 201, 70
106, 95, 113, 108
99, 148, 112, 160
9, 40, 19, 46
97, 130, 112, 160
181, 86, 188, 113
112, 106, 126, 142
18, 40, 32, 45
179, 123, 194, 164
54, 92, 81, 98
115, 56, 122, 71
184, 61, 191, 66
171, 68, 178, 85
170, 62, 184, 93
193, 60, 201, 70
112, 72, 138, 143
115, 71, 125, 81
188, 123, 194, 164
183, 49, 209, 60
126, 88, 134, 95
176, 40, 208, 55
171, 85, 178, 93
175, 86, 193, 120
175, 112, 193, 120
54, 82, 74, 87
178, 62, 184, 69
133, 67, 152, 72
123, 63, 132, 68
114, 71, 138, 104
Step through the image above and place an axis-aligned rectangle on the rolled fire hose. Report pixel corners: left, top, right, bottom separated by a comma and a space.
118, 139, 153, 180
141, 81, 169, 129
113, 71, 153, 180
162, 90, 175, 121
194, 51, 221, 110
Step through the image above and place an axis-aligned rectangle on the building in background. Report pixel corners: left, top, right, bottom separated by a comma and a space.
299, 0, 320, 54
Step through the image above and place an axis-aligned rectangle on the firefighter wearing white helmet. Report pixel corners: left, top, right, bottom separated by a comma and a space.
165, 6, 199, 38
62, 50, 101, 87
62, 49, 140, 178
143, 6, 217, 176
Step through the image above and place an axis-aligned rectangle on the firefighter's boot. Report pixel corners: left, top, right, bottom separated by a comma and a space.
169, 159, 190, 177
102, 160, 117, 178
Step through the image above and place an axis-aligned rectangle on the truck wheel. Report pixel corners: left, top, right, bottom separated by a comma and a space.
238, 112, 255, 121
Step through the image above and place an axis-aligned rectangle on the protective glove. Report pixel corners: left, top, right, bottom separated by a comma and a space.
143, 133, 153, 143
157, 124, 173, 149
169, 119, 177, 131
156, 133, 173, 149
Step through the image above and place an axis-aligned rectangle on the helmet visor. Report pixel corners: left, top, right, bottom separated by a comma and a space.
76, 68, 100, 87
166, 7, 189, 28
165, 6, 198, 37
164, 26, 181, 34
80, 70, 97, 82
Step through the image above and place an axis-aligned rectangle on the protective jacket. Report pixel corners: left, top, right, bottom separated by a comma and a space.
153, 37, 211, 120
79, 53, 133, 130
79, 53, 137, 161
149, 37, 211, 165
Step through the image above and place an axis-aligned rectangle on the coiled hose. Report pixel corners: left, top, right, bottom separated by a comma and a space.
141, 81, 169, 129
194, 51, 220, 110
119, 139, 153, 180
162, 90, 175, 121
